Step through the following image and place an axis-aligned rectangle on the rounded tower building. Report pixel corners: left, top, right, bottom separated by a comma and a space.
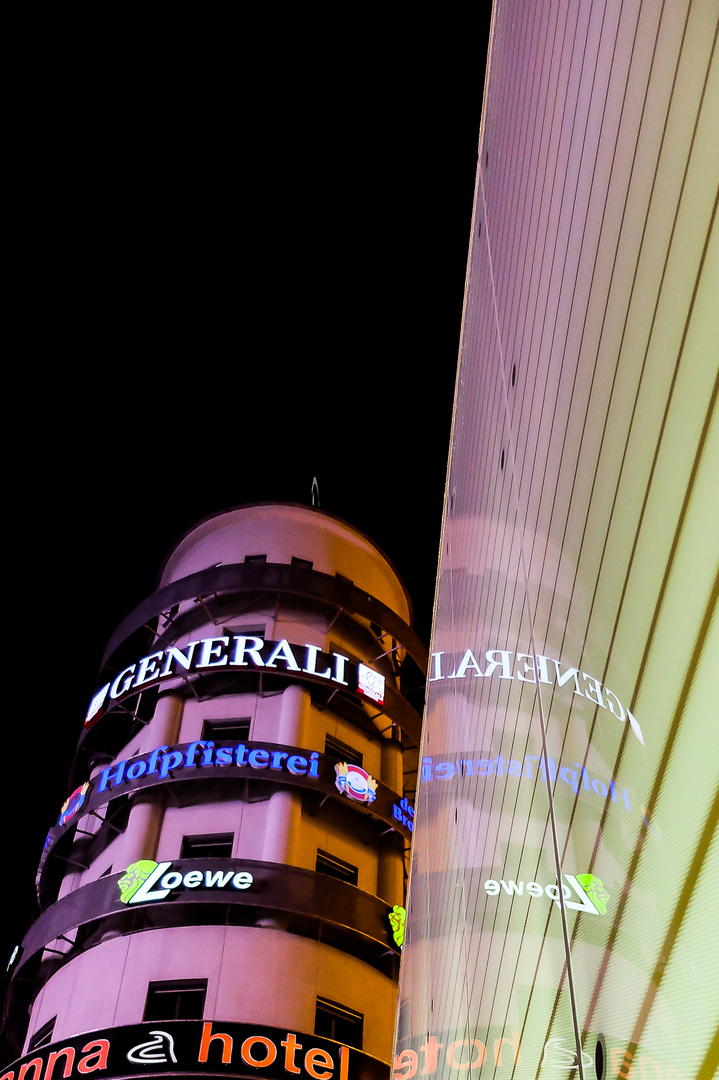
2, 504, 426, 1080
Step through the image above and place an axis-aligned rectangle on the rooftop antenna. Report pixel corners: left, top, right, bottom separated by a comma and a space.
311, 477, 320, 508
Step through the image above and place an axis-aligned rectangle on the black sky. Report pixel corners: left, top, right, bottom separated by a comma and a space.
5, 21, 491, 994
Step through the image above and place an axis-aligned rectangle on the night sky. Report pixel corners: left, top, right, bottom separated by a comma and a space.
4, 23, 490, 1002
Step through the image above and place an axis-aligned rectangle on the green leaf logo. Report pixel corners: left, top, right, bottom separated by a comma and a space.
389, 905, 407, 947
118, 861, 158, 904
576, 874, 610, 915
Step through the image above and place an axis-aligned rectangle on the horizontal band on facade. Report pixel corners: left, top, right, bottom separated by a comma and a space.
81, 655, 422, 752
38, 743, 413, 899
2, 1019, 389, 1080
18, 860, 401, 978
100, 562, 428, 673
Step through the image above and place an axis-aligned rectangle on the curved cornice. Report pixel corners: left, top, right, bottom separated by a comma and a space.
100, 562, 428, 673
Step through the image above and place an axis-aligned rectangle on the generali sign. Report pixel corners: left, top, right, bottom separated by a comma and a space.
429, 648, 644, 744
85, 638, 385, 727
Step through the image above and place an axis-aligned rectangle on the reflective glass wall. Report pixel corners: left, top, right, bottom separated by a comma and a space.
396, 2, 718, 1079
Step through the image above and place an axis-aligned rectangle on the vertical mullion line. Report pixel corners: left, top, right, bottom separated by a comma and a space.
477, 163, 587, 1080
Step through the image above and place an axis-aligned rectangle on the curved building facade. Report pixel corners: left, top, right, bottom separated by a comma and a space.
396, 3, 717, 1080
3, 504, 426, 1080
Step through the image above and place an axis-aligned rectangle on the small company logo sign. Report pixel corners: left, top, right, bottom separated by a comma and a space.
127, 1030, 177, 1065
334, 763, 378, 803
356, 663, 385, 704
389, 905, 407, 947
118, 861, 254, 905
57, 783, 89, 826
484, 872, 610, 916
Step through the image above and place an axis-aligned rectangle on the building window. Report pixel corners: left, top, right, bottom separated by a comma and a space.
325, 735, 363, 768
316, 849, 358, 887
244, 554, 267, 564
182, 834, 233, 859
203, 717, 251, 742
144, 980, 207, 1021
314, 998, 363, 1049
291, 556, 313, 571
27, 1017, 56, 1053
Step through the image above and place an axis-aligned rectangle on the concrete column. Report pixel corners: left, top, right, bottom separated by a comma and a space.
117, 693, 183, 868
378, 735, 404, 904
380, 735, 403, 790
146, 691, 183, 747
261, 684, 309, 866
276, 683, 310, 746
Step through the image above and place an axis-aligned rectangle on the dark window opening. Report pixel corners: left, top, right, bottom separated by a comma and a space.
144, 980, 207, 1021
315, 997, 363, 1049
291, 556, 313, 571
181, 833, 233, 859
316, 849, 358, 886
202, 717, 251, 743
244, 554, 267, 564
324, 735, 363, 768
27, 1017, 56, 1053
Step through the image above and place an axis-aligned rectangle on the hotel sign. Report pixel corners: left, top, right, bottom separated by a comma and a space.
85, 637, 386, 727
1, 1021, 383, 1080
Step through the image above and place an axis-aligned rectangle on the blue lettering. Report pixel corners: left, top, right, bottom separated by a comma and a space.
126, 760, 147, 781
159, 750, 184, 779
559, 767, 579, 794
184, 742, 206, 767
287, 755, 308, 775
147, 746, 168, 774
248, 749, 270, 768
98, 760, 127, 792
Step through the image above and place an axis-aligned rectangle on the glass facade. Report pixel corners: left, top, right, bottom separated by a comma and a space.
395, 2, 718, 1079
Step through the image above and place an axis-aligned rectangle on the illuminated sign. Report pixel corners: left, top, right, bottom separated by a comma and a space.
2, 1021, 374, 1080
38, 744, 414, 890
118, 860, 254, 904
392, 796, 415, 831
334, 762, 377, 803
541, 1038, 593, 1070
85, 638, 386, 726
57, 783, 89, 826
98, 741, 320, 791
389, 905, 406, 947
429, 649, 644, 744
393, 1030, 521, 1078
483, 872, 610, 915
420, 754, 631, 811
356, 663, 385, 704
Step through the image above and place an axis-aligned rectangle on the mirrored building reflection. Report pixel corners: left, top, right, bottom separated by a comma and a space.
395, 3, 718, 1079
